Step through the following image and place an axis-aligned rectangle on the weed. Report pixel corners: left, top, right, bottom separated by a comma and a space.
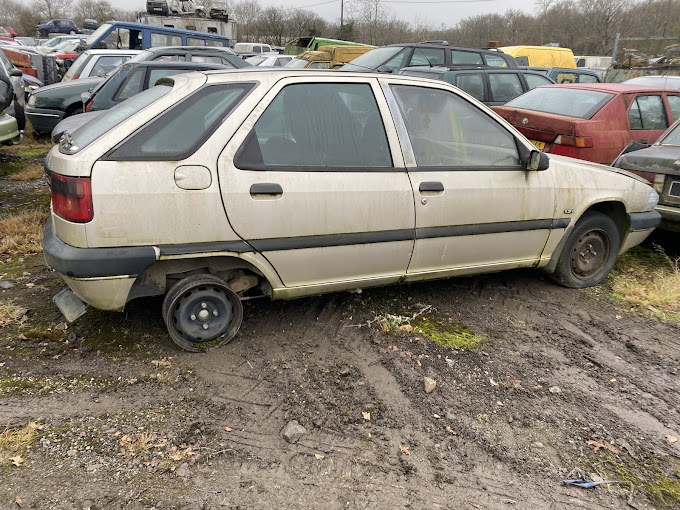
0, 423, 40, 466
8, 163, 44, 181
475, 414, 489, 424
119, 433, 154, 457
607, 245, 680, 321
0, 299, 19, 327
0, 208, 49, 255
414, 317, 483, 350
368, 305, 432, 333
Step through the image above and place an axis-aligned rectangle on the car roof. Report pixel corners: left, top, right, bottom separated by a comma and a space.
83, 49, 141, 55
386, 43, 507, 54
538, 82, 675, 94
142, 45, 236, 55
124, 61, 230, 69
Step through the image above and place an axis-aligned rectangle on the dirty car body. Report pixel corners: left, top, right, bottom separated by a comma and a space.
43, 69, 661, 351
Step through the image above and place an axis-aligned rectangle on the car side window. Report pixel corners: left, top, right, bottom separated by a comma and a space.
191, 55, 222, 63
91, 56, 129, 77
524, 73, 552, 90
391, 85, 520, 168
234, 83, 392, 170
629, 95, 668, 130
187, 38, 206, 46
308, 62, 330, 69
450, 50, 483, 66
579, 74, 599, 83
488, 73, 524, 103
106, 83, 254, 161
253, 46, 261, 53
382, 49, 411, 72
114, 68, 144, 101
483, 54, 508, 67
555, 72, 577, 84
99, 28, 131, 50
409, 48, 445, 66
454, 73, 485, 102
148, 68, 189, 87
151, 34, 182, 47
667, 95, 680, 121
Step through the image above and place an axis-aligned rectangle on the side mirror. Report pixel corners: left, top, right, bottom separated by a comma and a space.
376, 65, 394, 73
527, 149, 549, 171
10, 69, 23, 78
80, 91, 90, 104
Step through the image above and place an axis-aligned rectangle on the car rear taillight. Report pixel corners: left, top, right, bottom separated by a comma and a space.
72, 74, 80, 79
634, 171, 666, 194
51, 173, 93, 223
554, 135, 593, 148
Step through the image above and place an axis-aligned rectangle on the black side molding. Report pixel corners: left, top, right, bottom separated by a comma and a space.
629, 210, 662, 230
43, 218, 157, 278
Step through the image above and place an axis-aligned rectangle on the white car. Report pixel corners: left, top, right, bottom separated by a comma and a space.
62, 49, 141, 81
245, 55, 293, 67
43, 70, 661, 351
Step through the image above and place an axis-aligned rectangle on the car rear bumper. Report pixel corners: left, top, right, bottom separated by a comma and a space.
0, 113, 19, 144
25, 106, 64, 132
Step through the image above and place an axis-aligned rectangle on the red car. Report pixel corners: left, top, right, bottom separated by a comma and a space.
493, 83, 680, 164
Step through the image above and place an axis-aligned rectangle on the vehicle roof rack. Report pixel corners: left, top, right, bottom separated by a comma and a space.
418, 40, 448, 46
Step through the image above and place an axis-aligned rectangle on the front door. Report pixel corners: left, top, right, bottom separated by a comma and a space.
383, 80, 557, 279
218, 77, 415, 289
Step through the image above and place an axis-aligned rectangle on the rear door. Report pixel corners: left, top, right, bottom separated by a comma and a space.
627, 93, 670, 145
217, 76, 415, 289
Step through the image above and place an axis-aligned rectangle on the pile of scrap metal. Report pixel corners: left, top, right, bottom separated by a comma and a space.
0, 45, 57, 86
604, 34, 680, 82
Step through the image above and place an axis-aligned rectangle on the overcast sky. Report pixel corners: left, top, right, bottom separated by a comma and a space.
123, 0, 540, 26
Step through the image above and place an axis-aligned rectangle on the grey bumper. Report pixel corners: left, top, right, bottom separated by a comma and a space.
629, 210, 662, 231
43, 218, 157, 278
25, 106, 64, 133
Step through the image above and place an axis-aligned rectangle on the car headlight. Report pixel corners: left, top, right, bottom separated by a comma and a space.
27, 94, 37, 106
647, 187, 659, 210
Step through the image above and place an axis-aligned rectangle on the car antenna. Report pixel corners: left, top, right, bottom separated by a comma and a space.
415, 45, 435, 68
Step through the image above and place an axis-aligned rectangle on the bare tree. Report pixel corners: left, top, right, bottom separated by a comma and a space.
31, 0, 72, 20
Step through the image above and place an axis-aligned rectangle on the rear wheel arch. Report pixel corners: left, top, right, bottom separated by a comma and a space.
128, 256, 272, 303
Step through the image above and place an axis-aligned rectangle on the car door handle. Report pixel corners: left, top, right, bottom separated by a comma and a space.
250, 183, 283, 195
419, 181, 444, 193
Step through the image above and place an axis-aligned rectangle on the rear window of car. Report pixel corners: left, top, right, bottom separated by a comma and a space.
105, 83, 255, 161
62, 84, 171, 154
659, 120, 680, 145
504, 87, 615, 119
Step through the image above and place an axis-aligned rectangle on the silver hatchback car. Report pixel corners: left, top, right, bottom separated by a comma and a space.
43, 69, 661, 351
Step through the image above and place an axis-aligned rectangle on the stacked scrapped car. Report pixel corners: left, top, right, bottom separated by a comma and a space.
43, 69, 661, 352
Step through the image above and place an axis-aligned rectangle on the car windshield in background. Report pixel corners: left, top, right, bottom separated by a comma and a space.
504, 87, 615, 119
340, 46, 403, 71
62, 84, 171, 153
625, 76, 680, 91
284, 58, 309, 68
85, 24, 111, 46
659, 120, 680, 145
245, 56, 267, 66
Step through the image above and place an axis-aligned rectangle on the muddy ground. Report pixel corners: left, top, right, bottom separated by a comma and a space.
1, 145, 679, 510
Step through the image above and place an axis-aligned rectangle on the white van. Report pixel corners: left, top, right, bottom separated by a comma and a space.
575, 56, 612, 68
233, 42, 278, 55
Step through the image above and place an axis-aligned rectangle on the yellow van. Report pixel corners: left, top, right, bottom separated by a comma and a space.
499, 46, 576, 69
285, 45, 375, 69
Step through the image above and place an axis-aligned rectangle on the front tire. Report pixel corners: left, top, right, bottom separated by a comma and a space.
551, 211, 621, 288
162, 274, 243, 352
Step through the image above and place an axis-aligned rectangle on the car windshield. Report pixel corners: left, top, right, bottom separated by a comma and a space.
659, 120, 680, 145
63, 84, 171, 153
245, 56, 267, 66
63, 53, 90, 79
85, 23, 112, 46
504, 87, 615, 119
340, 46, 403, 71
284, 58, 309, 68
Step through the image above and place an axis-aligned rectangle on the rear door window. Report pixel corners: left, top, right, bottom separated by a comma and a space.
151, 33, 182, 47
391, 85, 520, 168
106, 83, 254, 160
187, 37, 206, 46
488, 73, 524, 103
523, 73, 553, 89
628, 95, 667, 130
483, 54, 508, 67
579, 73, 599, 83
235, 83, 392, 170
667, 95, 680, 121
450, 50, 483, 65
454, 73, 485, 101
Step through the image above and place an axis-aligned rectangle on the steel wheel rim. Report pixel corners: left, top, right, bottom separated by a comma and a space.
570, 228, 610, 280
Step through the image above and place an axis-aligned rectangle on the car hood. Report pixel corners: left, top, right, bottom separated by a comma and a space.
615, 145, 680, 177
32, 77, 102, 96
548, 153, 650, 184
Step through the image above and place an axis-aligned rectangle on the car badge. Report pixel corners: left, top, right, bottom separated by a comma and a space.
522, 118, 528, 125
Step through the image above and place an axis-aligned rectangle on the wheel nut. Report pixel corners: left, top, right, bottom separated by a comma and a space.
202, 323, 209, 330
213, 310, 219, 316
190, 314, 196, 320
201, 302, 207, 309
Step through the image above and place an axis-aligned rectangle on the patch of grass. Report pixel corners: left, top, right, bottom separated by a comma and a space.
8, 163, 44, 181
0, 423, 40, 467
607, 245, 680, 321
119, 432, 154, 457
0, 300, 18, 327
414, 317, 483, 350
0, 208, 49, 255
0, 375, 121, 397
592, 453, 680, 508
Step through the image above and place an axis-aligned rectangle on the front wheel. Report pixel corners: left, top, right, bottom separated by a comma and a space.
551, 211, 621, 288
162, 274, 243, 352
